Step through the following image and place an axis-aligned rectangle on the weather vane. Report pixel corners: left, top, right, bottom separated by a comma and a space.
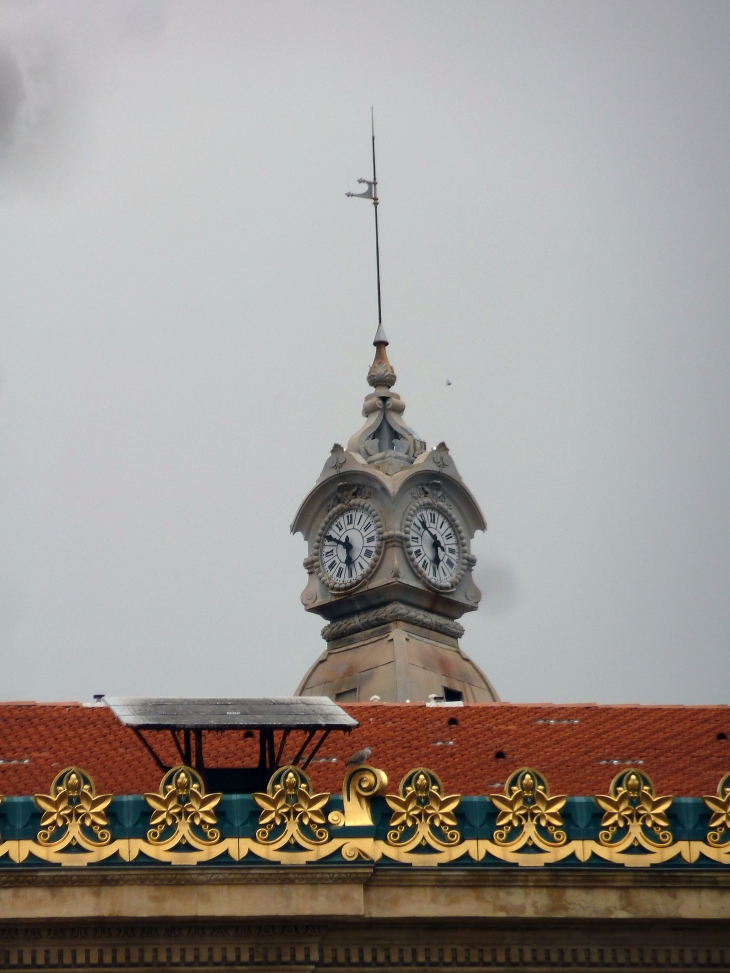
346, 107, 382, 326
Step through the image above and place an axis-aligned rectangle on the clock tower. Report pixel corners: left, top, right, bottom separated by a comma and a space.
291, 328, 499, 704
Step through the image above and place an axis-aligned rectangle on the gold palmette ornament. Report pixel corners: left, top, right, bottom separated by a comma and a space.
253, 765, 330, 850
491, 768, 567, 850
143, 766, 221, 850
704, 772, 730, 847
385, 767, 461, 851
34, 767, 112, 850
595, 768, 672, 851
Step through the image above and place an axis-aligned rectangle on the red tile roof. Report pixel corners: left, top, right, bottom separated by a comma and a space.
0, 701, 728, 798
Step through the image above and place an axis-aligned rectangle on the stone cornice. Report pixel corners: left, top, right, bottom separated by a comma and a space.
321, 603, 465, 641
2, 865, 730, 891
0, 867, 373, 888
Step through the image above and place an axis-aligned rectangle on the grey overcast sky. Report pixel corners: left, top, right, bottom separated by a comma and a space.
1, 0, 729, 705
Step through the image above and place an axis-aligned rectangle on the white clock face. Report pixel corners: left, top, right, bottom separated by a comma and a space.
407, 505, 461, 585
320, 508, 381, 586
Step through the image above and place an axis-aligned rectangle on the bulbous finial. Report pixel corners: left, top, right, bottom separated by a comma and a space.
367, 323, 397, 389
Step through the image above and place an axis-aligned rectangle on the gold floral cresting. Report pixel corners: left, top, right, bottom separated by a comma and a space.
253, 765, 330, 850
704, 771, 730, 847
143, 766, 222, 850
596, 768, 672, 851
385, 768, 461, 851
34, 767, 112, 850
491, 768, 567, 851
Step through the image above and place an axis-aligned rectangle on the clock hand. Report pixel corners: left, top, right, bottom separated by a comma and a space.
419, 517, 444, 564
419, 516, 437, 548
342, 534, 353, 567
324, 533, 343, 545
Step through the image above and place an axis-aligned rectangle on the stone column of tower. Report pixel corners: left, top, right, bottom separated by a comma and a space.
291, 329, 499, 704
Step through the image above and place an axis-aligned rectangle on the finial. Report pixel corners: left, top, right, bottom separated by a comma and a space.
367, 325, 396, 389
373, 323, 388, 346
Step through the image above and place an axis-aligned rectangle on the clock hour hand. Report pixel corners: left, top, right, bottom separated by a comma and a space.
419, 517, 443, 565
324, 533, 342, 545
341, 534, 354, 573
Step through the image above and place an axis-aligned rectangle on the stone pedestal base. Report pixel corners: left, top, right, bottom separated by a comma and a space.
295, 619, 498, 703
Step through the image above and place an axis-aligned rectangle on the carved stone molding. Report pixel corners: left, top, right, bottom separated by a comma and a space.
0, 921, 727, 970
321, 604, 465, 642
0, 945, 726, 970
324, 485, 371, 514
0, 868, 372, 889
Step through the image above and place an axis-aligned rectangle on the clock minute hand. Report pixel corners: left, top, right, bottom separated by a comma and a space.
419, 517, 442, 564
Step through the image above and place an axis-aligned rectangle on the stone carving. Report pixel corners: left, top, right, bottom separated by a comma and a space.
321, 604, 465, 642
329, 444, 347, 472
367, 331, 397, 389
325, 484, 372, 513
345, 328, 427, 474
432, 442, 451, 470
410, 479, 452, 507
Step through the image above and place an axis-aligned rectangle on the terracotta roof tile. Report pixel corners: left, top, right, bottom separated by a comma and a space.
0, 701, 727, 797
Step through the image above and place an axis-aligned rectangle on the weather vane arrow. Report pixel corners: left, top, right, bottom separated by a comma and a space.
346, 108, 382, 325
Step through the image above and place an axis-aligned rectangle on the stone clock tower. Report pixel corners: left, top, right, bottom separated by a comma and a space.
292, 328, 498, 703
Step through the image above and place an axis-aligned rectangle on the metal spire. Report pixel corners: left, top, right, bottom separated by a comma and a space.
346, 107, 382, 327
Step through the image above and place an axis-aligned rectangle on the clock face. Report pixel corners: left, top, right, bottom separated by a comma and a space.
319, 506, 382, 588
407, 504, 461, 586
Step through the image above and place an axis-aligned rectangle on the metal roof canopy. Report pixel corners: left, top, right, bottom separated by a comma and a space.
106, 697, 357, 730
103, 697, 358, 794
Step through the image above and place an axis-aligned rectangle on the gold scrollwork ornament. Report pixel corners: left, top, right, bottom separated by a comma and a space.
491, 768, 567, 850
596, 768, 672, 852
328, 764, 388, 828
143, 766, 222, 850
253, 765, 330, 850
327, 764, 388, 862
34, 767, 112, 850
704, 771, 730, 847
385, 767, 461, 852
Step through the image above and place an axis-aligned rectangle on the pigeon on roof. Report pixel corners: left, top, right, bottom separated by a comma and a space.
346, 746, 372, 766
